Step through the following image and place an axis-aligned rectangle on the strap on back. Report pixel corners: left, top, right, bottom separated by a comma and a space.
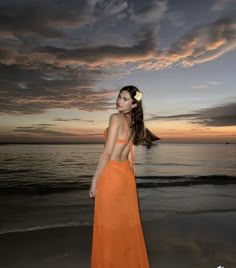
122, 113, 135, 174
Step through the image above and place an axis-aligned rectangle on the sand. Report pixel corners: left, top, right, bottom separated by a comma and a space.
1, 212, 236, 268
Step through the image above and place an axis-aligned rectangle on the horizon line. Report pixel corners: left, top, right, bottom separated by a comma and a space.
0, 141, 235, 145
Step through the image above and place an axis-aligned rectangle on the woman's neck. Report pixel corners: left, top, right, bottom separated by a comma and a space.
123, 112, 133, 128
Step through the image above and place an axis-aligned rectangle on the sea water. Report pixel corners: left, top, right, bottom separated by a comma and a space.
0, 143, 236, 234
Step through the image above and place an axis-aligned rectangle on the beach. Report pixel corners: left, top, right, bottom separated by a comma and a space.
0, 143, 236, 267
1, 0, 236, 265
1, 212, 236, 268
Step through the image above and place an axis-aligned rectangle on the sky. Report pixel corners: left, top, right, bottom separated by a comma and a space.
0, 0, 236, 143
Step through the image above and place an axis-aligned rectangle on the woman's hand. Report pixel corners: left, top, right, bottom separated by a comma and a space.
89, 179, 96, 198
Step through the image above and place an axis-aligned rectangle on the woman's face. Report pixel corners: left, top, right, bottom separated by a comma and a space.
116, 90, 135, 113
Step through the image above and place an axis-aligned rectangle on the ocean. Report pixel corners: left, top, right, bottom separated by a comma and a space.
0, 143, 236, 234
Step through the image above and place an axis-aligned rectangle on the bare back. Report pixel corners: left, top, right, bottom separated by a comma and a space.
104, 113, 133, 162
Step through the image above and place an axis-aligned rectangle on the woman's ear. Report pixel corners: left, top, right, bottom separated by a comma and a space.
132, 103, 137, 109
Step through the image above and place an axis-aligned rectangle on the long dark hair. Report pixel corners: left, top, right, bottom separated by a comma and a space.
120, 85, 145, 145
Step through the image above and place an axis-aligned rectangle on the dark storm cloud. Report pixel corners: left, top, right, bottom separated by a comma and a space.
32, 10, 236, 68
194, 102, 236, 126
0, 1, 150, 115
36, 30, 156, 64
0, 0, 157, 66
146, 102, 236, 127
0, 63, 116, 114
1, 1, 235, 69
0, 0, 236, 116
0, 0, 87, 38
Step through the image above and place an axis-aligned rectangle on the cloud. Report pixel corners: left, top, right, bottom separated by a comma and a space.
0, 1, 158, 67
13, 126, 78, 137
166, 9, 185, 29
1, 3, 235, 69
55, 118, 95, 123
10, 123, 103, 141
207, 81, 221, 85
191, 81, 221, 89
85, 0, 129, 18
0, 63, 118, 115
0, 2, 157, 117
32, 123, 56, 126
0, 1, 90, 39
96, 0, 128, 17
0, 4, 157, 115
146, 102, 236, 127
0, 1, 236, 117
146, 113, 200, 121
173, 14, 236, 66
211, 0, 236, 12
191, 85, 208, 89
34, 31, 155, 66
0, 30, 156, 68
195, 102, 236, 126
138, 13, 236, 70
131, 0, 167, 25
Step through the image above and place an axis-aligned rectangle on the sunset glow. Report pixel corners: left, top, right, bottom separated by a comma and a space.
0, 0, 235, 143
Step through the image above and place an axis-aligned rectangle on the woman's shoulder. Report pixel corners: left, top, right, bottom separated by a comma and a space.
109, 112, 122, 120
108, 113, 122, 126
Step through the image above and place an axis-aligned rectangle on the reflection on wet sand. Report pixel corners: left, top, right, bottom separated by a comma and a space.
0, 212, 235, 268
146, 212, 236, 268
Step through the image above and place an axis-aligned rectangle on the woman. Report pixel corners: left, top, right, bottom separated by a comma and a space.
89, 85, 150, 268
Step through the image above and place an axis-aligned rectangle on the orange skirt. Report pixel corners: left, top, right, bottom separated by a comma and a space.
91, 159, 150, 268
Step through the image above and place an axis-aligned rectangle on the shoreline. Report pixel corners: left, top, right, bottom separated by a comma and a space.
1, 212, 236, 268
1, 210, 236, 236
1, 142, 236, 145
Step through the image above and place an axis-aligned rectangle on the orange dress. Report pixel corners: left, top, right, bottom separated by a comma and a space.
91, 115, 150, 268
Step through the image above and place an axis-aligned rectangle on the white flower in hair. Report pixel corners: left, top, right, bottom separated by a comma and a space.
134, 91, 143, 101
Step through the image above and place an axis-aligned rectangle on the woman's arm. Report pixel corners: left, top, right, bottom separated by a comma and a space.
89, 113, 120, 197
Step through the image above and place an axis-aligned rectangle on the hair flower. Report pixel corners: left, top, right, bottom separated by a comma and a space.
134, 91, 143, 101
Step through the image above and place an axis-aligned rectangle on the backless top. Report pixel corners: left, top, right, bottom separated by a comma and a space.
104, 114, 135, 173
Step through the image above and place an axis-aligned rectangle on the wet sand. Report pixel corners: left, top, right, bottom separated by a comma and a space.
0, 212, 236, 268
